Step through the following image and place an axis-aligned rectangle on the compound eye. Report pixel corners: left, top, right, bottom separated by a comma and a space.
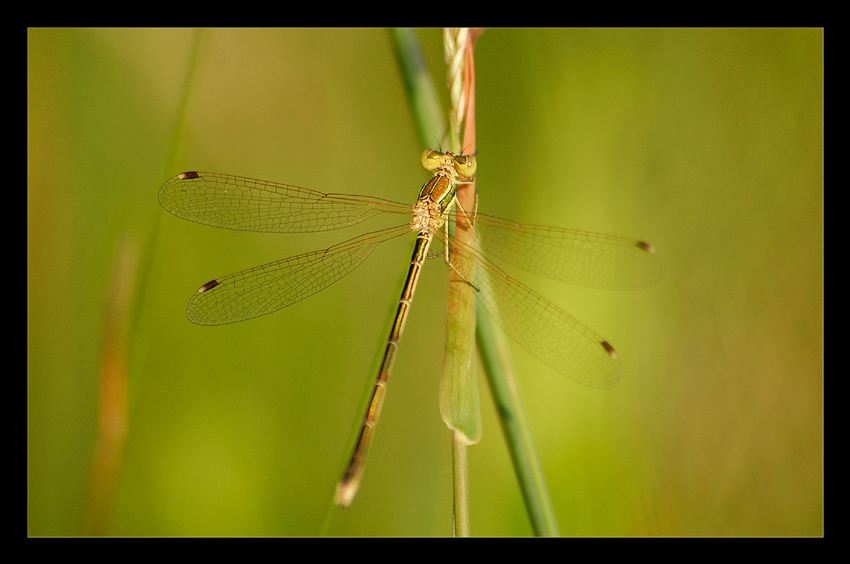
421, 149, 442, 171
454, 155, 477, 178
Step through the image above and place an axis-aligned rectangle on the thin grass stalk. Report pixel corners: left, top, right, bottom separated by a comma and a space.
389, 29, 446, 148
391, 27, 559, 536
443, 28, 478, 536
476, 300, 560, 536
82, 237, 138, 535
83, 30, 211, 536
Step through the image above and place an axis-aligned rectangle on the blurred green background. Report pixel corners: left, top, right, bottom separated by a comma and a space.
28, 28, 822, 536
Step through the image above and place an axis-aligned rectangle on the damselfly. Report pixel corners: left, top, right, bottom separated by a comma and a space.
158, 149, 662, 507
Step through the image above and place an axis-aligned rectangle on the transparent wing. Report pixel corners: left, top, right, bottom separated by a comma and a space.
448, 234, 622, 389
462, 213, 663, 290
187, 225, 410, 325
159, 171, 410, 234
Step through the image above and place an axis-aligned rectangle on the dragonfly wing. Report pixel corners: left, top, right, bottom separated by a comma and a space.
159, 171, 408, 233
474, 217, 663, 290
451, 244, 621, 388
187, 226, 410, 325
